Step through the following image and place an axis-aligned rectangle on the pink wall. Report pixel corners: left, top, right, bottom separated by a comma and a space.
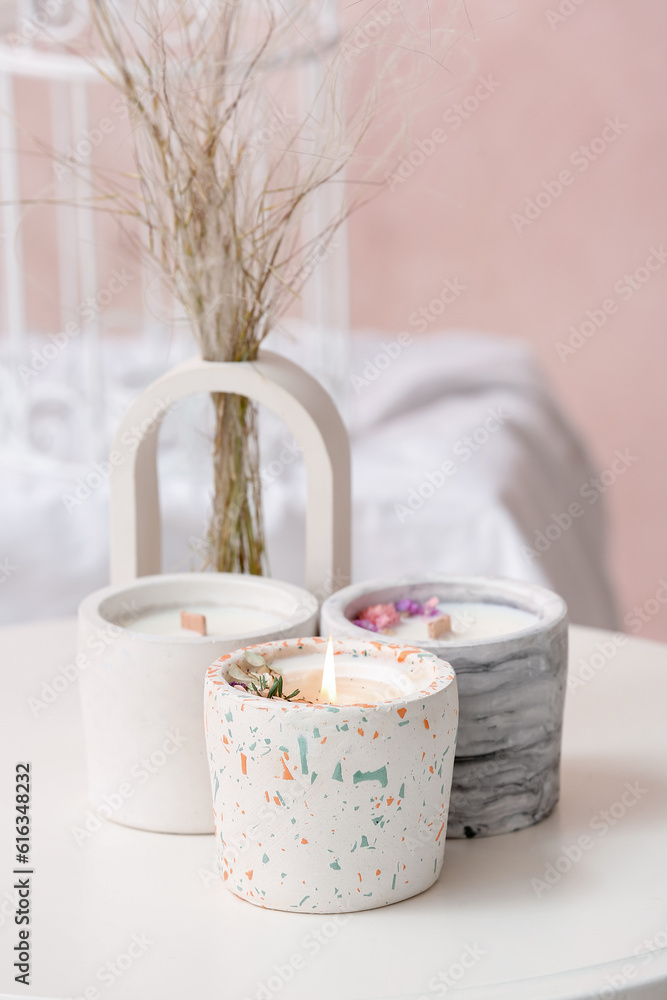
349, 0, 667, 640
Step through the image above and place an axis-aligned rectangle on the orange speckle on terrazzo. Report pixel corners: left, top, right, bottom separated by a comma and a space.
301, 838, 308, 844
373, 731, 379, 739
424, 719, 430, 729
241, 754, 247, 775
281, 757, 294, 780
397, 707, 407, 719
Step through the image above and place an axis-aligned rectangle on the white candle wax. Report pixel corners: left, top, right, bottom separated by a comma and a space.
379, 602, 537, 642
121, 603, 286, 637
286, 670, 400, 706
244, 651, 423, 706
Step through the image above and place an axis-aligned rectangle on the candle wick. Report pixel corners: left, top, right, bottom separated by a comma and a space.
180, 611, 207, 636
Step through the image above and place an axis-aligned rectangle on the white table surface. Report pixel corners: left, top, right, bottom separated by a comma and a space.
1, 619, 666, 1000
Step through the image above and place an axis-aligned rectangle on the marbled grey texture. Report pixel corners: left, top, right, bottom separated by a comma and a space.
321, 576, 568, 839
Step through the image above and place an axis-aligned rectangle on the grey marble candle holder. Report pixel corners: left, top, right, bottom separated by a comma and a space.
321, 576, 568, 839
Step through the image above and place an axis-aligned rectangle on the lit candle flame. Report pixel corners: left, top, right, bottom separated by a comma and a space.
320, 635, 337, 704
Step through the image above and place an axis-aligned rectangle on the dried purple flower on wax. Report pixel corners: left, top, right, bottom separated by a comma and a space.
353, 618, 379, 632
396, 598, 422, 616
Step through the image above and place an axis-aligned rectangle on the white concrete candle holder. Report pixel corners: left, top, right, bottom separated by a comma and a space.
78, 350, 351, 834
79, 573, 318, 833
205, 637, 458, 912
321, 576, 568, 839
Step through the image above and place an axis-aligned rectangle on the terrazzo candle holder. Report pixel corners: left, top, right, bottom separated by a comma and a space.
321, 576, 568, 839
205, 636, 458, 912
78, 573, 317, 834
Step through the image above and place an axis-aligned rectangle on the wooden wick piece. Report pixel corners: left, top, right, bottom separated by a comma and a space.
427, 614, 451, 640
180, 611, 207, 636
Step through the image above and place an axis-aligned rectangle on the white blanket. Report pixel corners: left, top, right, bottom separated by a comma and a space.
0, 328, 619, 628
263, 328, 619, 629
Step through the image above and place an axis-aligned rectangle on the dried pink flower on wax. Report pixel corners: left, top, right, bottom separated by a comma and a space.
358, 603, 401, 630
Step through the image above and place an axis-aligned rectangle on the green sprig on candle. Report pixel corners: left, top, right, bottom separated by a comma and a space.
227, 653, 300, 702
